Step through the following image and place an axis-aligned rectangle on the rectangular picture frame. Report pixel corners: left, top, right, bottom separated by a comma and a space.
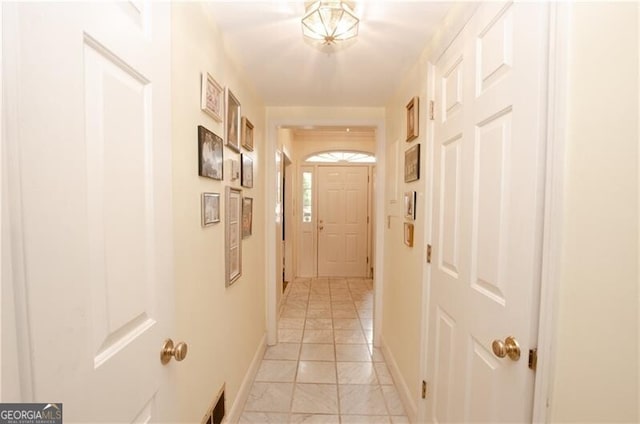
406, 96, 419, 142
404, 191, 417, 220
404, 143, 420, 182
225, 186, 243, 286
201, 192, 220, 227
241, 117, 254, 151
198, 125, 224, 180
225, 88, 241, 153
242, 197, 253, 238
241, 154, 253, 188
201, 72, 224, 122
404, 222, 414, 247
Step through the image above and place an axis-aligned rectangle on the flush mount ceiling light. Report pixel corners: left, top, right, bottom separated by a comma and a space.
301, 1, 359, 46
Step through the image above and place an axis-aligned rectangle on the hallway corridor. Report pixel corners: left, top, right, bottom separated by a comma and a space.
240, 278, 409, 423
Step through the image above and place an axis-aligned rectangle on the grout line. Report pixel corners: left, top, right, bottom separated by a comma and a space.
289, 277, 312, 416
242, 277, 407, 421
330, 278, 342, 418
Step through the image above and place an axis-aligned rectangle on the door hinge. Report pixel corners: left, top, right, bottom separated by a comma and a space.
528, 348, 538, 371
429, 100, 435, 120
367, 216, 370, 224
426, 244, 432, 263
366, 256, 369, 264
421, 380, 428, 399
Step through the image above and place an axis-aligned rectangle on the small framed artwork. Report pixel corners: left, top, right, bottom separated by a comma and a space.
404, 191, 417, 220
404, 143, 421, 182
225, 88, 241, 153
242, 197, 253, 238
227, 158, 240, 181
225, 186, 243, 286
241, 117, 254, 151
241, 154, 253, 188
201, 72, 224, 122
201, 192, 220, 227
406, 96, 419, 142
404, 222, 414, 247
198, 126, 223, 180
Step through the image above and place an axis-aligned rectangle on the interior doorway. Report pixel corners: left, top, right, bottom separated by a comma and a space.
266, 120, 386, 349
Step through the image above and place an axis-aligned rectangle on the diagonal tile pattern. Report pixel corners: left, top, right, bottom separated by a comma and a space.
240, 278, 408, 423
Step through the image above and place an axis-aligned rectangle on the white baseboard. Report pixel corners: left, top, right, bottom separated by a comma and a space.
226, 334, 266, 423
380, 335, 418, 423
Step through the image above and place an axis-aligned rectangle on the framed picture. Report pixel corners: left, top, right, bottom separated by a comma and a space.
404, 191, 417, 220
406, 96, 419, 142
201, 192, 220, 227
201, 72, 224, 122
404, 222, 414, 247
225, 186, 243, 286
227, 158, 240, 181
198, 126, 223, 180
242, 197, 253, 238
241, 117, 254, 151
225, 88, 241, 153
404, 144, 420, 182
241, 154, 253, 188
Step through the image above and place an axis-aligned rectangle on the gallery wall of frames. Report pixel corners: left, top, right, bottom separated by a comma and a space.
199, 72, 256, 287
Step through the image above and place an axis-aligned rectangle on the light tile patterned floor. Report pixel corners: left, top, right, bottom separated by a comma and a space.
240, 277, 409, 424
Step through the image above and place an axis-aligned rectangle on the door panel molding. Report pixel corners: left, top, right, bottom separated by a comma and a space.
3, 3, 174, 420
317, 165, 369, 278
420, 2, 550, 422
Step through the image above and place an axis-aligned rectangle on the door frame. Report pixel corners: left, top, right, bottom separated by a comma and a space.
2, 2, 36, 401
283, 152, 294, 285
265, 117, 386, 347
417, 2, 570, 422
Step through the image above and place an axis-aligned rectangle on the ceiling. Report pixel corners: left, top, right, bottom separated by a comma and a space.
206, 1, 454, 108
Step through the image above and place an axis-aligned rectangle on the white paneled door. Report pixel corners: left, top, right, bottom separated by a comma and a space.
426, 2, 547, 422
317, 166, 369, 277
4, 2, 175, 422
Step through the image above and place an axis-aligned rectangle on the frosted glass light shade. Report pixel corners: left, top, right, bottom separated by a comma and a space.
302, 1, 359, 45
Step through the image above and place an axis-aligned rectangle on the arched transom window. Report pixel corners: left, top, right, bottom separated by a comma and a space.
305, 151, 376, 163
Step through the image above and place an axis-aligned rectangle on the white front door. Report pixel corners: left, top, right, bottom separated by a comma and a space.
4, 2, 175, 422
317, 166, 369, 277
425, 2, 547, 422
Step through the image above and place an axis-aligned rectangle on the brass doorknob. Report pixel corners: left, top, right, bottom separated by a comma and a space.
160, 339, 188, 365
491, 336, 521, 361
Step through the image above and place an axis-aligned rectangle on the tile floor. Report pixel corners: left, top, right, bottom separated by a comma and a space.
240, 277, 409, 424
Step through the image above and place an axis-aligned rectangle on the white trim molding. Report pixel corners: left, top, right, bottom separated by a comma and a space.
1, 2, 35, 401
381, 335, 417, 423
532, 2, 571, 422
226, 335, 266, 423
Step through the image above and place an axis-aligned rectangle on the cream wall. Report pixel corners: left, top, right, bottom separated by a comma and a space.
549, 3, 639, 421
382, 57, 428, 418
171, 3, 266, 422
